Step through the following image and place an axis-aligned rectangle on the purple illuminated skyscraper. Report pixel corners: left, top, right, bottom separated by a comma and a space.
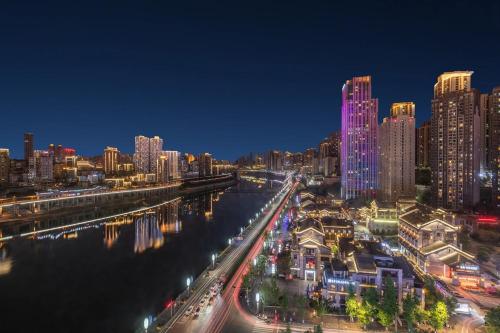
341, 76, 378, 200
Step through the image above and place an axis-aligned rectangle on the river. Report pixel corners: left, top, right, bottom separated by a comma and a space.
0, 179, 279, 333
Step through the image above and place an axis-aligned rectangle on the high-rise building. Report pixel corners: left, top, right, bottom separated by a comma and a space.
341, 76, 378, 200
479, 94, 491, 173
24, 132, 34, 162
103, 146, 119, 175
0, 149, 10, 184
266, 150, 282, 171
149, 136, 163, 175
416, 120, 431, 168
32, 150, 53, 181
489, 86, 500, 211
303, 148, 315, 167
156, 155, 170, 183
198, 153, 213, 177
430, 71, 480, 210
133, 135, 163, 174
378, 102, 416, 202
162, 151, 180, 180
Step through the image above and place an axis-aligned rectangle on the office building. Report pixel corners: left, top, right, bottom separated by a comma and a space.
156, 155, 170, 183
341, 76, 378, 200
149, 136, 163, 175
103, 146, 119, 175
266, 150, 282, 171
198, 153, 213, 177
32, 150, 53, 181
378, 102, 416, 202
430, 71, 480, 210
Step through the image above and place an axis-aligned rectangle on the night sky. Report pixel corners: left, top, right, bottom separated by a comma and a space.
0, 0, 499, 160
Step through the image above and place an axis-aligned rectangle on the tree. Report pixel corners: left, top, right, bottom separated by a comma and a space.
428, 301, 448, 332
256, 254, 268, 279
314, 299, 328, 318
444, 296, 456, 318
346, 293, 359, 322
314, 324, 323, 333
331, 243, 339, 257
279, 293, 289, 319
277, 251, 292, 276
379, 276, 398, 330
402, 293, 419, 332
357, 304, 371, 330
261, 278, 280, 306
294, 294, 308, 323
377, 309, 393, 331
485, 306, 500, 333
241, 273, 252, 300
362, 288, 379, 322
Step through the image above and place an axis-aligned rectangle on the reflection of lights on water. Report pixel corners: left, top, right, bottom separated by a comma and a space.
0, 246, 12, 276
134, 213, 164, 253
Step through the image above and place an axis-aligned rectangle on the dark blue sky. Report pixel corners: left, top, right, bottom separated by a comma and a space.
0, 0, 499, 160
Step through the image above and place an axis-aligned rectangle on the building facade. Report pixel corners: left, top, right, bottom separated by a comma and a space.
430, 71, 480, 210
103, 146, 119, 175
378, 102, 416, 202
341, 76, 378, 200
0, 149, 10, 185
198, 153, 213, 177
162, 151, 180, 180
416, 120, 431, 168
490, 87, 500, 211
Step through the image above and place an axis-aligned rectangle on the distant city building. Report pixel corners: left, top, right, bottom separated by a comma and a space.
133, 135, 163, 174
0, 149, 10, 185
341, 76, 378, 200
32, 150, 53, 182
266, 150, 282, 171
430, 71, 480, 210
416, 120, 431, 168
490, 86, 500, 211
162, 151, 180, 180
156, 155, 170, 183
303, 148, 315, 167
378, 102, 416, 202
480, 94, 491, 173
103, 146, 119, 175
198, 153, 213, 177
23, 132, 34, 162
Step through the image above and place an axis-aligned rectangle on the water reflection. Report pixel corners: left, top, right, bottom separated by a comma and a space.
0, 243, 12, 276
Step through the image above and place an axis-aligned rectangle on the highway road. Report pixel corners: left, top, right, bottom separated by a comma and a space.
152, 177, 296, 333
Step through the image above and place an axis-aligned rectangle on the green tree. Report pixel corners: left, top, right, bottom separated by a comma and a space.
313, 299, 328, 318
294, 294, 308, 323
402, 293, 419, 332
277, 251, 292, 276
357, 303, 371, 330
428, 301, 448, 332
346, 292, 359, 322
377, 309, 393, 331
362, 287, 379, 322
241, 273, 252, 300
261, 278, 280, 306
279, 293, 289, 319
485, 306, 500, 333
331, 243, 339, 257
444, 296, 456, 317
379, 276, 398, 330
256, 254, 268, 279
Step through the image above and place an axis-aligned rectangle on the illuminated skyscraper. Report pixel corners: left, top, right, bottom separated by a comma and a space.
156, 155, 170, 183
198, 153, 213, 177
489, 86, 500, 211
23, 132, 34, 162
133, 135, 163, 174
378, 102, 416, 202
416, 120, 431, 168
0, 148, 10, 184
162, 151, 180, 180
430, 71, 480, 210
341, 76, 378, 200
103, 146, 119, 175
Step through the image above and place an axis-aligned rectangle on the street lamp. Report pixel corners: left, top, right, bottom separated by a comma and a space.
143, 317, 149, 332
253, 258, 257, 267
212, 253, 216, 268
240, 227, 244, 235
255, 292, 260, 314
228, 238, 232, 245
186, 277, 191, 293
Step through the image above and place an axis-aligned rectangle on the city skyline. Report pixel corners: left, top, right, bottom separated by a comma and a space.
1, 1, 499, 160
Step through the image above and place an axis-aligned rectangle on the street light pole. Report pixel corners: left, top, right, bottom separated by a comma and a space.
212, 253, 215, 268
255, 292, 260, 315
